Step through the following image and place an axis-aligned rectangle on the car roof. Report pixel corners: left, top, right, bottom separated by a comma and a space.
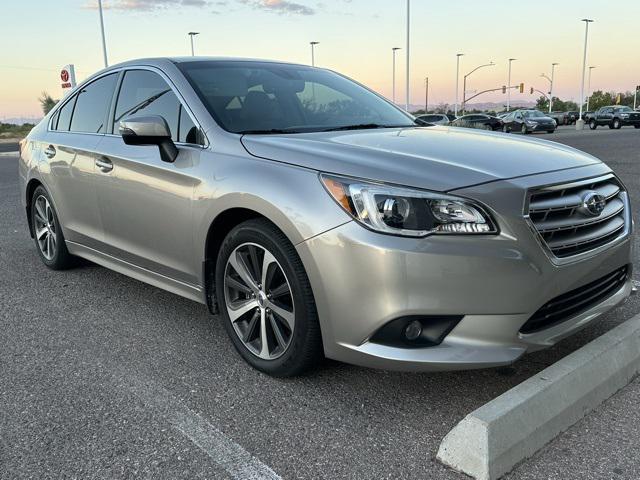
108, 56, 308, 70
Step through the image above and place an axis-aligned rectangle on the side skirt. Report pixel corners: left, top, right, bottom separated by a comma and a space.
66, 241, 206, 305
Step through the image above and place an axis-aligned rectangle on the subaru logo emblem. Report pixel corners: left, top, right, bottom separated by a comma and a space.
581, 191, 606, 217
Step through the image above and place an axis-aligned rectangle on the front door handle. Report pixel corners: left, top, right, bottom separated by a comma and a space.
44, 145, 56, 159
95, 158, 113, 173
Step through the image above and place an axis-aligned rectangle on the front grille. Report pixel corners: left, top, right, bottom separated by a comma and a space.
527, 175, 628, 258
520, 266, 629, 334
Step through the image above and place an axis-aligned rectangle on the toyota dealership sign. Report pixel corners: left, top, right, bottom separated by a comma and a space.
60, 64, 77, 93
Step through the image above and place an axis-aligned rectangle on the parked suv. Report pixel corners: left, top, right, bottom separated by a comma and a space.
589, 106, 640, 129
501, 109, 556, 134
19, 58, 633, 376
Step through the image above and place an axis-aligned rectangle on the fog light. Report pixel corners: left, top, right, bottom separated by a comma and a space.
404, 320, 422, 341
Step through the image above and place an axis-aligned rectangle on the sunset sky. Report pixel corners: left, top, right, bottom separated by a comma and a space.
1, 0, 639, 119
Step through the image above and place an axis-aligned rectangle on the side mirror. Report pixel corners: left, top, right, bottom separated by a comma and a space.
119, 115, 178, 163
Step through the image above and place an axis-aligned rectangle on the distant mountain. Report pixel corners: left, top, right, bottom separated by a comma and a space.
0, 117, 42, 125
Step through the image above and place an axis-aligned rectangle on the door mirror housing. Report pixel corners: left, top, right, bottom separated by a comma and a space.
119, 116, 178, 163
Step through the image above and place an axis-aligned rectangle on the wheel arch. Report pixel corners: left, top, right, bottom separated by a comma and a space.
201, 204, 302, 315
25, 178, 44, 238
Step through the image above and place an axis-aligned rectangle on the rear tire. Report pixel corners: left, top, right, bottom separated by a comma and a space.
215, 218, 323, 377
502, 125, 510, 133
521, 124, 528, 134
635, 125, 640, 129
30, 186, 75, 270
589, 120, 597, 130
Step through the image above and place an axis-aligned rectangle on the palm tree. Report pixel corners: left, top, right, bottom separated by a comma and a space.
38, 92, 58, 115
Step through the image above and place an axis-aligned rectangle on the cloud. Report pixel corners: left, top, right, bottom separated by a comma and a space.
238, 0, 315, 15
83, 0, 212, 11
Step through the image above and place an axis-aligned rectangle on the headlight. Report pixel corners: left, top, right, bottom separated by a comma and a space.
526, 120, 538, 125
320, 174, 498, 237
621, 113, 630, 119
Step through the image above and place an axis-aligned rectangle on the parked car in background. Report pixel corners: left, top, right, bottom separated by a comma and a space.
415, 114, 450, 126
501, 109, 556, 134
589, 105, 640, 129
582, 111, 596, 122
549, 111, 565, 126
562, 111, 580, 125
450, 114, 503, 131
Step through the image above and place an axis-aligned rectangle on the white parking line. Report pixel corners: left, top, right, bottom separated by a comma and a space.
124, 374, 282, 480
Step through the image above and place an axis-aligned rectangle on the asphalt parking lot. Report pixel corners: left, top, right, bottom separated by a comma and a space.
1, 126, 639, 480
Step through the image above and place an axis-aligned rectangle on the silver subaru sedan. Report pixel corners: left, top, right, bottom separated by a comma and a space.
18, 57, 633, 376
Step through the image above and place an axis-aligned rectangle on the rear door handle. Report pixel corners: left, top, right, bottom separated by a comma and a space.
95, 158, 113, 173
44, 145, 56, 159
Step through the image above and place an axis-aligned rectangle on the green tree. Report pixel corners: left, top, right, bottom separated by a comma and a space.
38, 92, 58, 115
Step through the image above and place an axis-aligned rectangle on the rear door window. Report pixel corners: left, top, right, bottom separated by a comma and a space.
69, 73, 118, 134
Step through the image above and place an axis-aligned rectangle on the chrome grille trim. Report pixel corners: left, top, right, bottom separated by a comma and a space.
525, 174, 631, 262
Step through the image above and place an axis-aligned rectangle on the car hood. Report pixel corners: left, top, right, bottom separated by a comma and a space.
241, 126, 601, 192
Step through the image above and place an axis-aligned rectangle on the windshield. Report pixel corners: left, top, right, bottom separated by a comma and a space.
178, 61, 416, 134
523, 110, 547, 119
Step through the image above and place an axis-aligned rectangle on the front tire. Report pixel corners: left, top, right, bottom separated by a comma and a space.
215, 219, 323, 377
521, 124, 529, 134
30, 186, 75, 270
613, 119, 622, 129
502, 125, 510, 133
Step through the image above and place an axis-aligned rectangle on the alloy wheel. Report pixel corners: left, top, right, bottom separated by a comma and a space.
224, 242, 295, 360
34, 195, 57, 261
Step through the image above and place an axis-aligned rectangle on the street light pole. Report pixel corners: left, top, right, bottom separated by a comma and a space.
392, 47, 401, 105
405, 0, 411, 112
188, 32, 199, 56
310, 41, 319, 66
507, 58, 516, 112
454, 53, 464, 117
586, 66, 596, 111
462, 61, 495, 115
549, 63, 558, 113
577, 19, 594, 130
97, 0, 108, 67
425, 77, 429, 113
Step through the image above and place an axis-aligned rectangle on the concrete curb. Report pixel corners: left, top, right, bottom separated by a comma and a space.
436, 312, 640, 480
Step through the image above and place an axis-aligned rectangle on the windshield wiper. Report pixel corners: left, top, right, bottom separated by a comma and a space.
237, 128, 302, 135
321, 123, 411, 132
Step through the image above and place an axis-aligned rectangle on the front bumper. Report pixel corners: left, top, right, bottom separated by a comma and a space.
296, 164, 634, 371
528, 122, 556, 132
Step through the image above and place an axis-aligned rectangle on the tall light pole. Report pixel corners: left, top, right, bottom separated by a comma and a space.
188, 32, 199, 56
541, 63, 558, 113
392, 47, 402, 104
577, 19, 594, 130
454, 53, 464, 117
507, 58, 516, 112
310, 41, 320, 66
586, 66, 596, 111
97, 0, 108, 67
425, 77, 429, 113
405, 0, 411, 111
462, 61, 495, 114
